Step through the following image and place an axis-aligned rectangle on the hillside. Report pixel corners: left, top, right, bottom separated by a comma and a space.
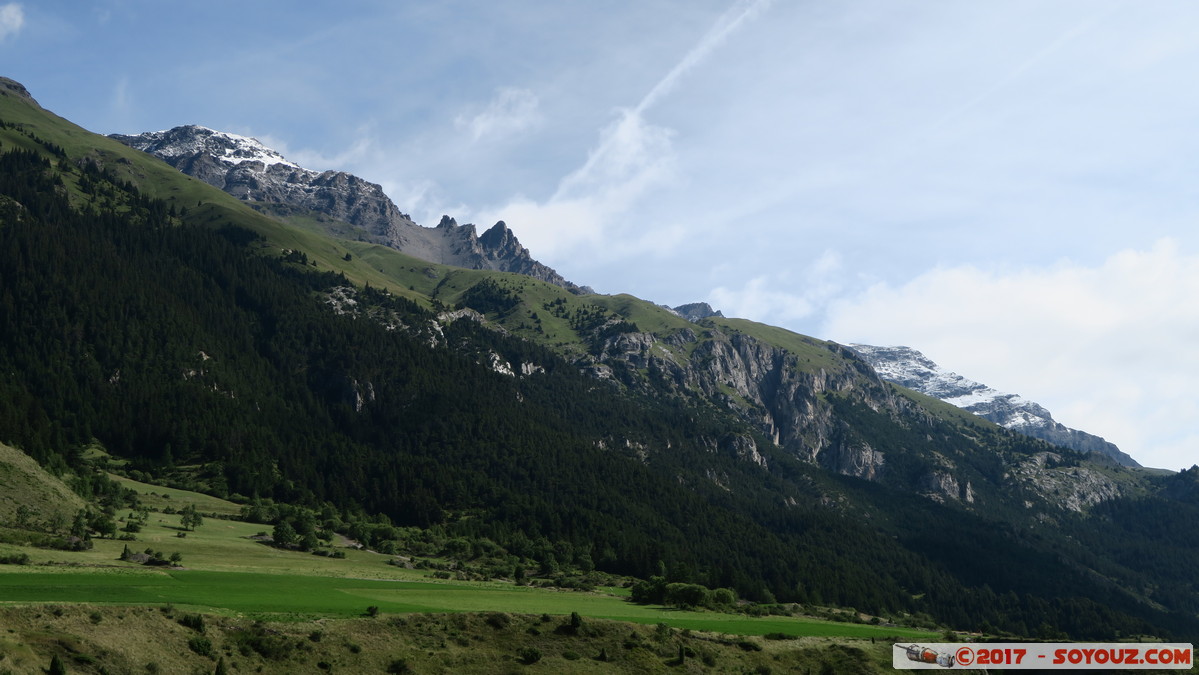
0, 604, 902, 674
2, 76, 1199, 642
0, 442, 86, 528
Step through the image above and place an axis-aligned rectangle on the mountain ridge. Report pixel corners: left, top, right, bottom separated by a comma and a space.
109, 125, 589, 293
849, 344, 1139, 467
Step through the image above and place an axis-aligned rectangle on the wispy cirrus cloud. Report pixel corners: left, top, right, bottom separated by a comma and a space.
0, 3, 24, 42
454, 87, 541, 143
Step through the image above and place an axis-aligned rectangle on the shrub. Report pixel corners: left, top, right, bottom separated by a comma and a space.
712, 587, 736, 606
517, 646, 542, 664
179, 613, 206, 633
187, 635, 214, 658
664, 582, 710, 609
485, 612, 512, 629
228, 624, 291, 660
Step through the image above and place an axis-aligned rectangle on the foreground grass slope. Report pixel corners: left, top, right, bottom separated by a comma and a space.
0, 443, 86, 527
0, 604, 906, 675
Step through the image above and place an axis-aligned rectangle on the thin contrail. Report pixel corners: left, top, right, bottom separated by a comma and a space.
636, 0, 774, 115
552, 0, 772, 201
930, 1, 1124, 132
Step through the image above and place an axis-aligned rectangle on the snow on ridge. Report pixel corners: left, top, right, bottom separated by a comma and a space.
849, 344, 1046, 429
134, 125, 301, 170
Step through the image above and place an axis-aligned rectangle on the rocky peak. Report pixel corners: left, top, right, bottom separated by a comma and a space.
0, 77, 38, 106
110, 125, 587, 293
479, 220, 515, 250
849, 344, 1139, 467
112, 125, 298, 170
673, 302, 724, 321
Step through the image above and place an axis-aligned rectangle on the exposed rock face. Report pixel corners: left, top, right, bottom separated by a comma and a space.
720, 434, 768, 470
586, 324, 903, 481
109, 125, 585, 292
673, 302, 724, 321
849, 344, 1139, 467
1008, 452, 1123, 512
921, 471, 975, 504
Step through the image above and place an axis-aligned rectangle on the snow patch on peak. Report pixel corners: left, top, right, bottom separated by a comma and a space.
120, 125, 300, 170
849, 344, 1139, 467
850, 344, 1014, 411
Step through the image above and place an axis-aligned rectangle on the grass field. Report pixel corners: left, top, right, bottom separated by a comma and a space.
107, 472, 246, 517
0, 484, 936, 642
0, 566, 934, 639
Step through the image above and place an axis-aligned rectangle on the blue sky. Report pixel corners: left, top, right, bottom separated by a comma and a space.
5, 1, 1199, 469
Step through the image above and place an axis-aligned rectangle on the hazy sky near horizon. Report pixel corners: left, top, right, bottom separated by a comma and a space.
6, 1, 1199, 469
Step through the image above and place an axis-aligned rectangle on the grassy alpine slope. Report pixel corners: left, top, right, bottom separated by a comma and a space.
0, 442, 86, 528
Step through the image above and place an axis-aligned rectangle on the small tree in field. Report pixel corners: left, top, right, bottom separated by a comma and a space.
272, 521, 298, 548
180, 504, 203, 531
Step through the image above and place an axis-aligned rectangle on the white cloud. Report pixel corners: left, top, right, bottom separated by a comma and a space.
709, 250, 844, 324
821, 239, 1199, 470
475, 106, 678, 261
454, 87, 541, 142
476, 1, 770, 265
0, 3, 23, 42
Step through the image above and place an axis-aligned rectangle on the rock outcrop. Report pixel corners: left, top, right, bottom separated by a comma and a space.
0, 77, 38, 106
582, 322, 901, 480
673, 302, 724, 321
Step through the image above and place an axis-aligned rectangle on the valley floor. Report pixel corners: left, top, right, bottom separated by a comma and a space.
0, 479, 926, 674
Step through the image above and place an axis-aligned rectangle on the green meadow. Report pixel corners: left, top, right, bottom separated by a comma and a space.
0, 566, 932, 639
